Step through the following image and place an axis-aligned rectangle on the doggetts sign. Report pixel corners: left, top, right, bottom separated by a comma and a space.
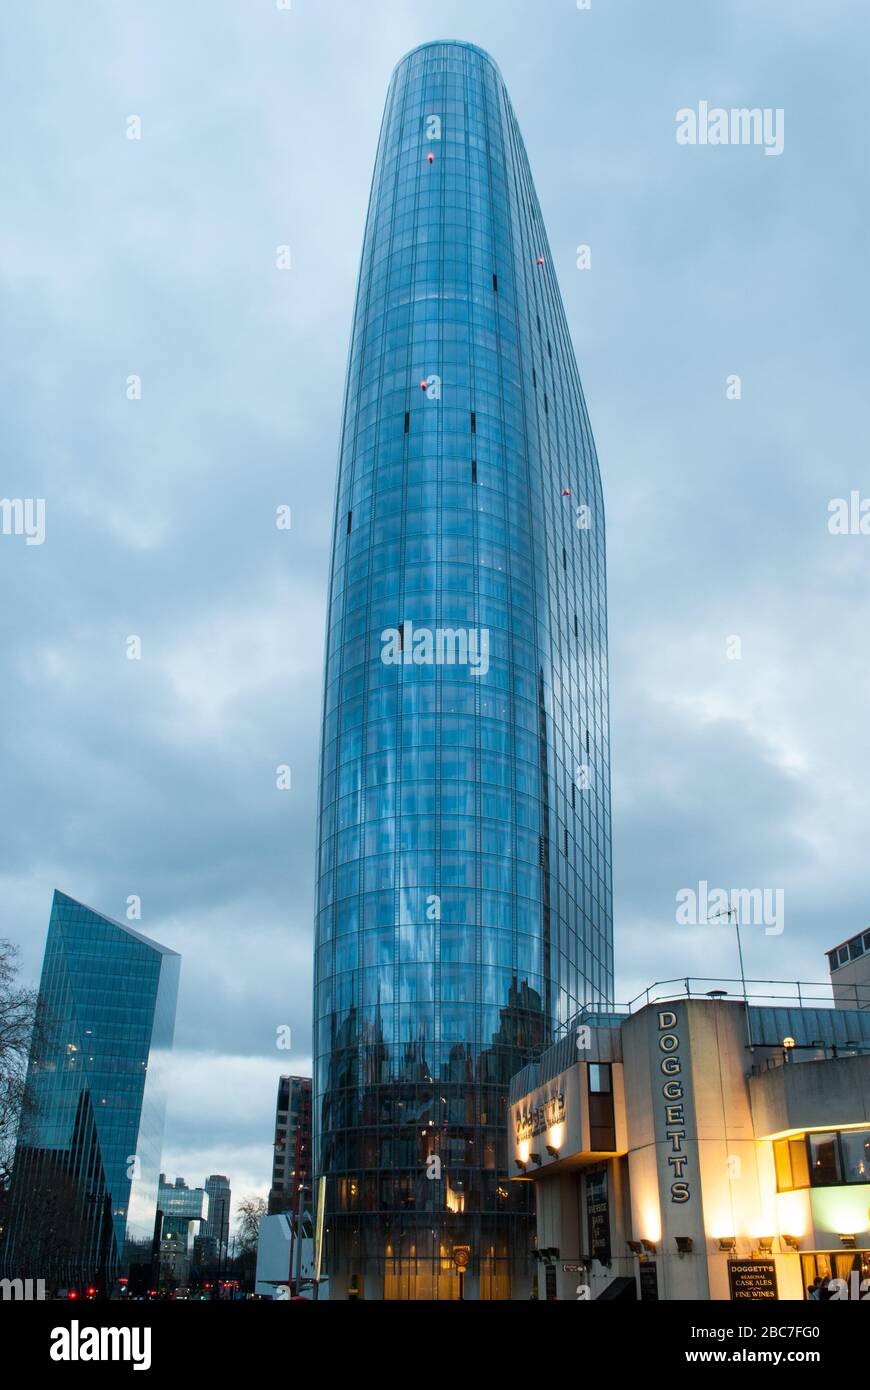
657, 1009, 692, 1204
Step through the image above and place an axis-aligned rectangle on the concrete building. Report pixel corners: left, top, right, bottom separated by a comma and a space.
268, 1076, 312, 1218
828, 929, 870, 1010
508, 985, 870, 1302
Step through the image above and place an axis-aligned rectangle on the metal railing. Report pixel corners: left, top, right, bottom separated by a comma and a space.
624, 976, 870, 1013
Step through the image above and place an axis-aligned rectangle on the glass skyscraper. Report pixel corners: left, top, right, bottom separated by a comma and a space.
1, 891, 179, 1294
314, 40, 613, 1300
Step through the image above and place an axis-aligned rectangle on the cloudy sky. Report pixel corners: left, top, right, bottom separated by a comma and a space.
2, 0, 868, 1226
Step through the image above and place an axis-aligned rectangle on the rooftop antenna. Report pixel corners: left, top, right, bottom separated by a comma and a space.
709, 905, 754, 1051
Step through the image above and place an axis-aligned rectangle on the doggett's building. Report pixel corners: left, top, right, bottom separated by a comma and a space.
508, 981, 870, 1301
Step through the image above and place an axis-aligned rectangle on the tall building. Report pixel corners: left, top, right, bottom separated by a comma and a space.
268, 1076, 312, 1217
0, 891, 180, 1293
195, 1174, 232, 1267
157, 1175, 208, 1286
827, 930, 870, 1010
313, 41, 613, 1299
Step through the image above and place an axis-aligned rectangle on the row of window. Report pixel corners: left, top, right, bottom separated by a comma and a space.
774, 1129, 870, 1190
828, 932, 870, 970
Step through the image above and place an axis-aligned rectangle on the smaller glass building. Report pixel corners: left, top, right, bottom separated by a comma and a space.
0, 891, 180, 1293
158, 1175, 208, 1285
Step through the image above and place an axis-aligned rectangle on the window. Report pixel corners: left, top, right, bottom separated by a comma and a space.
773, 1136, 810, 1191
588, 1064, 611, 1094
840, 1129, 870, 1183
809, 1132, 841, 1186
588, 1065, 615, 1150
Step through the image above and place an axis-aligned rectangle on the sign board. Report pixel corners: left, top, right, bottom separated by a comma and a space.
639, 1261, 659, 1301
728, 1259, 779, 1301
585, 1167, 611, 1263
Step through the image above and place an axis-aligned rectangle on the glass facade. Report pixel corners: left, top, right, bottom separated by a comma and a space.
0, 890, 180, 1292
314, 41, 613, 1299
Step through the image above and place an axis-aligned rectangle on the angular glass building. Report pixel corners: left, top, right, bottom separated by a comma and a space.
314, 40, 613, 1300
1, 891, 179, 1294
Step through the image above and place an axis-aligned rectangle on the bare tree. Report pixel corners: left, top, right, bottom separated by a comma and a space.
235, 1195, 268, 1254
0, 940, 39, 1193
233, 1195, 268, 1290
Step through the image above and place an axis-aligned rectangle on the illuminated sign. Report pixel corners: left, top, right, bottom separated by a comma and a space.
728, 1259, 779, 1301
515, 1091, 566, 1142
658, 1010, 691, 1204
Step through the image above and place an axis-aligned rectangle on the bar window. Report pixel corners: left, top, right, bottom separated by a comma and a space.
809, 1132, 841, 1186
774, 1136, 810, 1191
840, 1129, 870, 1183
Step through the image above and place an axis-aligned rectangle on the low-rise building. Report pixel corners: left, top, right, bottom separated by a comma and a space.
508, 984, 870, 1301
828, 930, 870, 1010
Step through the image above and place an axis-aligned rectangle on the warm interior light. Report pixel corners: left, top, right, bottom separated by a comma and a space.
776, 1191, 808, 1239
640, 1202, 662, 1245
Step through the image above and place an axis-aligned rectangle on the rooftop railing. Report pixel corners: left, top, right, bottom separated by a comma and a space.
563, 977, 870, 1035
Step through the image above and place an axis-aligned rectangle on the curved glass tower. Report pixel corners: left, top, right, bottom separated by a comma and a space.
314, 40, 613, 1300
